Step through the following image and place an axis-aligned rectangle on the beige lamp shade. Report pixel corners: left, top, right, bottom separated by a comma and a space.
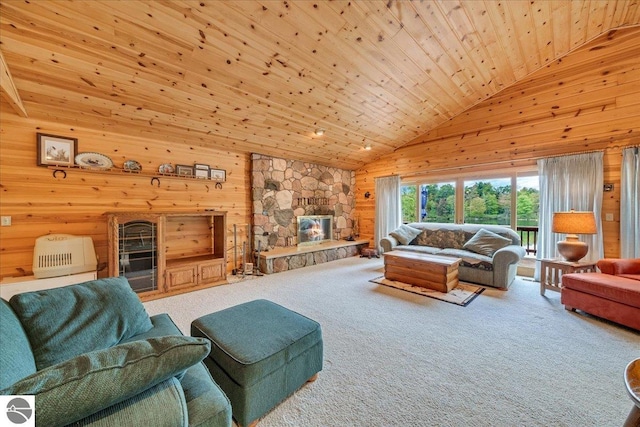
552, 210, 597, 261
552, 211, 597, 234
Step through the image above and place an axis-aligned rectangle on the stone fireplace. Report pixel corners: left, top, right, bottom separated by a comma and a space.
251, 153, 356, 252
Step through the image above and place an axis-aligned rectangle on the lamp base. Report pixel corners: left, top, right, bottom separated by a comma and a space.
557, 235, 589, 262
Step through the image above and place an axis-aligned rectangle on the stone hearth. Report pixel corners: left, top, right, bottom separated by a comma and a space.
258, 240, 369, 274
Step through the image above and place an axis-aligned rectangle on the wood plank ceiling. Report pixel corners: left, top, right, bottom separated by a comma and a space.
1, 0, 639, 170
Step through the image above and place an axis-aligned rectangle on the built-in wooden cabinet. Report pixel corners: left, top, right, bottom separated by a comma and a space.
165, 257, 225, 291
108, 211, 226, 300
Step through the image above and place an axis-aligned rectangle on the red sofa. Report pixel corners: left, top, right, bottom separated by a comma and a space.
561, 258, 640, 331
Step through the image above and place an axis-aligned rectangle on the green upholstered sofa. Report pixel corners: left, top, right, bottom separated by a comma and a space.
0, 277, 232, 427
380, 222, 525, 289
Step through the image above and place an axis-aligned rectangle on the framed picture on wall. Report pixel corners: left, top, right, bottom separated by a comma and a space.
210, 169, 226, 182
37, 133, 78, 167
176, 164, 194, 176
194, 163, 210, 179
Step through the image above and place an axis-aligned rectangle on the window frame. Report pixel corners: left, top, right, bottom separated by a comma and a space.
401, 167, 538, 230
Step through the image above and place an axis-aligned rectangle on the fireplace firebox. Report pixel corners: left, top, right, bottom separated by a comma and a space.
297, 215, 333, 245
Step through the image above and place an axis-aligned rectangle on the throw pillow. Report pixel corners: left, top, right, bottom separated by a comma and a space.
10, 277, 153, 370
414, 229, 466, 249
389, 224, 422, 245
0, 335, 210, 427
463, 228, 513, 257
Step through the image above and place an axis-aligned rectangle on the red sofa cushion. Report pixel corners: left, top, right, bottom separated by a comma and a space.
562, 273, 640, 308
619, 274, 640, 281
596, 258, 640, 275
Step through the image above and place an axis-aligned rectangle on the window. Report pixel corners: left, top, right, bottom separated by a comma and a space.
516, 174, 540, 255
463, 178, 511, 225
401, 182, 456, 224
516, 175, 539, 228
420, 183, 455, 223
402, 171, 538, 230
401, 185, 417, 223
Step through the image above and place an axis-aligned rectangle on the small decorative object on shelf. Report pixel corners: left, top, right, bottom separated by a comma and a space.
37, 133, 78, 167
123, 159, 142, 172
75, 152, 113, 169
176, 164, 194, 176
158, 163, 174, 174
194, 163, 210, 179
210, 168, 226, 182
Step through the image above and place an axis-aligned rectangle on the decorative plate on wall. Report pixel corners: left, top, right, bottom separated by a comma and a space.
158, 163, 174, 174
75, 152, 113, 169
123, 159, 142, 172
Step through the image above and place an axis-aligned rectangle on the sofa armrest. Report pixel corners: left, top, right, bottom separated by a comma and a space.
597, 258, 640, 275
380, 235, 399, 253
491, 245, 526, 288
492, 245, 526, 266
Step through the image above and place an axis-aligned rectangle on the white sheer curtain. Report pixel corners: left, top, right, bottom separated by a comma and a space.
621, 146, 640, 258
374, 175, 401, 253
536, 152, 604, 280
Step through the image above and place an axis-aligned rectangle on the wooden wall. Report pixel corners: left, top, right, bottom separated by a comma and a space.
355, 28, 640, 258
2, 27, 639, 281
0, 109, 251, 279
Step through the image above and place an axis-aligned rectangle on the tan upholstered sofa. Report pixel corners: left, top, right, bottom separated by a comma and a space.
380, 223, 525, 289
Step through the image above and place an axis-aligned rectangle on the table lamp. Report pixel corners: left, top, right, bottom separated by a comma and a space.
552, 210, 597, 262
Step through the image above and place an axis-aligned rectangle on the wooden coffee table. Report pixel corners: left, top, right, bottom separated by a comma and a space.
384, 251, 460, 293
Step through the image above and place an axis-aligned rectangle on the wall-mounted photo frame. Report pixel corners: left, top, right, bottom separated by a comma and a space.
210, 169, 226, 182
37, 133, 78, 167
194, 163, 210, 179
176, 164, 194, 176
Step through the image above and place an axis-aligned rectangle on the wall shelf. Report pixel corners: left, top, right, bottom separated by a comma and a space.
48, 165, 225, 188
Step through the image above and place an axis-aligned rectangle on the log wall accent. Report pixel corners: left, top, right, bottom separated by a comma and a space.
0, 112, 250, 279
355, 28, 640, 258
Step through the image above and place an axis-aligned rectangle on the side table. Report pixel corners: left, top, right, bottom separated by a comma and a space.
539, 258, 597, 295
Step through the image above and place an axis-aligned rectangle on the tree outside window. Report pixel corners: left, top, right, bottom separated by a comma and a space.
420, 183, 455, 223
401, 185, 417, 223
464, 179, 511, 225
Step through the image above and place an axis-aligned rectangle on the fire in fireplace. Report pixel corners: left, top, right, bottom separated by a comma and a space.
297, 215, 333, 245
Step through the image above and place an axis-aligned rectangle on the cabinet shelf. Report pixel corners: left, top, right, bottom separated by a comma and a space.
166, 254, 224, 268
120, 248, 155, 254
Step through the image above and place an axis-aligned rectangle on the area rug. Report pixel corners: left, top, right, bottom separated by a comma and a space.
370, 276, 484, 306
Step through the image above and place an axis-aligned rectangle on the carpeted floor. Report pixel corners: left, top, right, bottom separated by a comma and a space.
144, 256, 640, 427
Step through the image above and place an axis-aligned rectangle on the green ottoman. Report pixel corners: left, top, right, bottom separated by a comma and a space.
191, 299, 323, 427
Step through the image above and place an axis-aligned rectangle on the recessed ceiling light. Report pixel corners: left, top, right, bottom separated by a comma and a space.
314, 128, 325, 136
364, 144, 372, 150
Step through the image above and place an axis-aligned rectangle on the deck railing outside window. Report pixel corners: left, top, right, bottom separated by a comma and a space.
517, 226, 538, 255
